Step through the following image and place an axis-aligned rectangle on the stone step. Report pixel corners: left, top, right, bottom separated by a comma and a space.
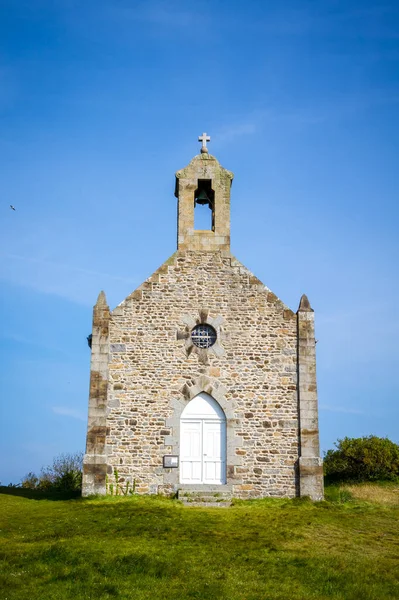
177, 489, 232, 507
180, 501, 231, 508
178, 491, 232, 501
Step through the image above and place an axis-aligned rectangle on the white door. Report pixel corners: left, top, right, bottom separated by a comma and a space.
180, 393, 226, 485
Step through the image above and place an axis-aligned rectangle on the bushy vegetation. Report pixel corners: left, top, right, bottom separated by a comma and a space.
324, 436, 399, 483
20, 452, 83, 492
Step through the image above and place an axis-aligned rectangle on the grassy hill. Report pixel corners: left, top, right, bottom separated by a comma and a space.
0, 484, 398, 600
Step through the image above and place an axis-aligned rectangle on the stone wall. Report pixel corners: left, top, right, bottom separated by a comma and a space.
103, 250, 300, 499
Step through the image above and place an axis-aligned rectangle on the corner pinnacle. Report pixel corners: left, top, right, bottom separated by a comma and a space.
95, 290, 108, 307
298, 294, 313, 312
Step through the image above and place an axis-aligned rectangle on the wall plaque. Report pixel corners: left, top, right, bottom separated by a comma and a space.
163, 455, 179, 468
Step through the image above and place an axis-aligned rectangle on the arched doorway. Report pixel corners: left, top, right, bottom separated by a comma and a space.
180, 392, 226, 484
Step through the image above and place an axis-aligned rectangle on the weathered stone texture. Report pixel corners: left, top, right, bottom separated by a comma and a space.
82, 291, 110, 496
82, 151, 323, 500
104, 250, 299, 498
176, 152, 233, 252
297, 295, 324, 500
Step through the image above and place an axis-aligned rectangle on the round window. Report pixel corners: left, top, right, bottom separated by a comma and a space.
191, 324, 217, 349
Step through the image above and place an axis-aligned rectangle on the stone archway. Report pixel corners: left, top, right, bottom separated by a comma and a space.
162, 376, 242, 489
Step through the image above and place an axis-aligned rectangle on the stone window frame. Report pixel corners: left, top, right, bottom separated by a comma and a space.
162, 376, 242, 488
177, 310, 225, 362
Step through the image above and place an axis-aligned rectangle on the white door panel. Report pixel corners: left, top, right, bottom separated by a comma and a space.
180, 420, 202, 483
203, 420, 225, 483
180, 396, 226, 485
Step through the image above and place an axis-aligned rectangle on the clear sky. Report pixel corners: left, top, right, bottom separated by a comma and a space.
0, 0, 398, 484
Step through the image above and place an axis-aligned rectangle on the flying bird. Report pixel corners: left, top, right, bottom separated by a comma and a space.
10, 205, 15, 211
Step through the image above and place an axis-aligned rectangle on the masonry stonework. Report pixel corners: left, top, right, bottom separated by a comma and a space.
82, 149, 324, 500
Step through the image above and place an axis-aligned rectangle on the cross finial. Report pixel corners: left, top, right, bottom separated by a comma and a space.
198, 132, 210, 154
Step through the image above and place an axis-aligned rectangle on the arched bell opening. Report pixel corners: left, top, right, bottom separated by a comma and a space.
194, 179, 215, 231
180, 392, 226, 484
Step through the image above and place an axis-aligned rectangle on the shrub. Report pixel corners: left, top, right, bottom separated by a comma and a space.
21, 472, 39, 489
40, 452, 83, 491
324, 436, 399, 483
20, 451, 83, 492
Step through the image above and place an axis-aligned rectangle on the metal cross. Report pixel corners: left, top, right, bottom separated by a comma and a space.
198, 132, 210, 153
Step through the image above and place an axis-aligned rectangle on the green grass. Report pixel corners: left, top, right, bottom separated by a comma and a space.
0, 485, 398, 600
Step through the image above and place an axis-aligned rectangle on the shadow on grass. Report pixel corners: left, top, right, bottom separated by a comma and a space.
0, 485, 81, 501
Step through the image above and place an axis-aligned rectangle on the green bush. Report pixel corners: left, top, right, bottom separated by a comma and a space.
21, 472, 39, 489
324, 436, 399, 483
21, 451, 83, 492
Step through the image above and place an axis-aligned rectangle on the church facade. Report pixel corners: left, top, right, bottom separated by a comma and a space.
82, 136, 324, 500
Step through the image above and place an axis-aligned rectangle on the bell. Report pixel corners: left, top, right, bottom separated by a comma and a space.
195, 189, 210, 205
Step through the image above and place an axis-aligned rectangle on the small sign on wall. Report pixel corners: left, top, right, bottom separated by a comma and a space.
163, 455, 179, 468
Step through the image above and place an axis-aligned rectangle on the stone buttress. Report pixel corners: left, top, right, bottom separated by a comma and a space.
82, 291, 109, 495
297, 294, 324, 500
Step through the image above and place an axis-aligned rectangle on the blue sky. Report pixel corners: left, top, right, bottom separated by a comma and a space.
0, 0, 398, 484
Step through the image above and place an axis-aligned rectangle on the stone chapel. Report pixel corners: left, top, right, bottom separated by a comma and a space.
82, 134, 324, 501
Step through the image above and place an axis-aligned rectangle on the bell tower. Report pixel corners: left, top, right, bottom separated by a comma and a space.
175, 133, 234, 252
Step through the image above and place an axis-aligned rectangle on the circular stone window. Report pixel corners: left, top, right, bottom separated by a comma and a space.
191, 324, 217, 349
